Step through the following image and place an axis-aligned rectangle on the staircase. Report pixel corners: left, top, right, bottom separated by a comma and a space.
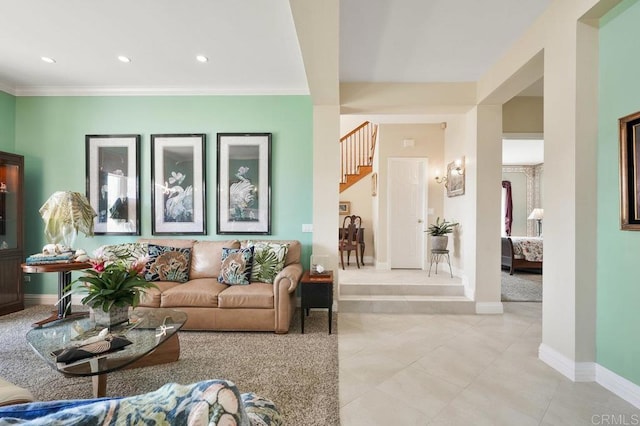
340, 121, 377, 193
338, 269, 475, 314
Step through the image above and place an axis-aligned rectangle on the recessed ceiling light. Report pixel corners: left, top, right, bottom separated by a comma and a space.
196, 55, 208, 63
118, 56, 131, 63
41, 56, 56, 64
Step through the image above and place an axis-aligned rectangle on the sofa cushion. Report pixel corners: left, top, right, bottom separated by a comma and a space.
161, 278, 228, 308
190, 240, 240, 279
0, 377, 34, 407
217, 283, 274, 309
0, 381, 254, 426
144, 244, 192, 283
139, 281, 181, 307
242, 241, 289, 284
218, 247, 254, 285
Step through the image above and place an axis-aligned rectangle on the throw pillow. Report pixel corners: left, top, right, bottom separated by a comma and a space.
242, 241, 289, 284
96, 242, 148, 263
218, 247, 254, 285
144, 244, 192, 283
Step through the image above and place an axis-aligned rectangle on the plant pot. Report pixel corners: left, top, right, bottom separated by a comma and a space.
90, 304, 130, 328
431, 235, 449, 251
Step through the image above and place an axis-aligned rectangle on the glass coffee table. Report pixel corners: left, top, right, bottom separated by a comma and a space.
26, 308, 187, 398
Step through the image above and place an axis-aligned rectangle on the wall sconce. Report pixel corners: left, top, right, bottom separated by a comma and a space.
435, 158, 464, 185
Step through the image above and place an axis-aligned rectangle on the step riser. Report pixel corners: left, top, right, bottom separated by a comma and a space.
338, 299, 475, 314
340, 284, 464, 297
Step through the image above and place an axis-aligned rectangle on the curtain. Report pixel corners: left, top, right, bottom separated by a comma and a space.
502, 180, 513, 236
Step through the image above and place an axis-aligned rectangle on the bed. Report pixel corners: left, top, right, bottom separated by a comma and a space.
501, 236, 543, 275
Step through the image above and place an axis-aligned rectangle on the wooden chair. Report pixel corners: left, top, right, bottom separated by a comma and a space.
339, 215, 362, 270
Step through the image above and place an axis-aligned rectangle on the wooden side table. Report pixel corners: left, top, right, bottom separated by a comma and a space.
21, 262, 91, 327
300, 270, 333, 334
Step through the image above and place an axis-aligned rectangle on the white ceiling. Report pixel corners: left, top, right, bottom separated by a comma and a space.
503, 139, 544, 165
340, 0, 552, 82
0, 0, 551, 95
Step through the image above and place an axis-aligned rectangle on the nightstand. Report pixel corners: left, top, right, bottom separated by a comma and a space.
300, 270, 333, 334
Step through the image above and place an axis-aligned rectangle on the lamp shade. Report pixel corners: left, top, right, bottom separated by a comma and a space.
527, 208, 544, 220
39, 191, 97, 248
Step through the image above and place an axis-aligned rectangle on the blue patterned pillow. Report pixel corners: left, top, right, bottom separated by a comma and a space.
218, 247, 254, 285
144, 244, 192, 283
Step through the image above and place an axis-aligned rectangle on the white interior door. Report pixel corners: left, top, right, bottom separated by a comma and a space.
388, 158, 427, 269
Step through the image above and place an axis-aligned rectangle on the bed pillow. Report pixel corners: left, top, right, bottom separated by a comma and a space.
144, 244, 192, 283
242, 241, 289, 284
218, 247, 254, 285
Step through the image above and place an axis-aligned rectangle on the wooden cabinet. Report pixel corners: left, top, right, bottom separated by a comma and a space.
0, 151, 24, 316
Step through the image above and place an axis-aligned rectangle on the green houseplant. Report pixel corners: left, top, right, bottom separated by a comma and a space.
64, 249, 156, 327
426, 217, 459, 250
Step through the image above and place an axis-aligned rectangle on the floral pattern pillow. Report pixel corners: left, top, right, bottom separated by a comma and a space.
144, 244, 192, 283
242, 241, 289, 284
96, 242, 148, 263
218, 247, 254, 285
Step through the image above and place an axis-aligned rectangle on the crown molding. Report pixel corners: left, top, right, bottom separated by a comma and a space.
0, 81, 16, 95
13, 86, 310, 97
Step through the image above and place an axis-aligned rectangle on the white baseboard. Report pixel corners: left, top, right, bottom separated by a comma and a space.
539, 343, 595, 381
596, 364, 640, 409
475, 302, 503, 314
375, 261, 390, 270
539, 343, 640, 409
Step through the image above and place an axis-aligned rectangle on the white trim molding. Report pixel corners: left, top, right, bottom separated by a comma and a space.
540, 344, 640, 409
539, 343, 596, 382
596, 365, 640, 409
475, 302, 503, 314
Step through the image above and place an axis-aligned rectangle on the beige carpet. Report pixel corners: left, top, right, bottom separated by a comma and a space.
501, 271, 543, 302
0, 305, 339, 425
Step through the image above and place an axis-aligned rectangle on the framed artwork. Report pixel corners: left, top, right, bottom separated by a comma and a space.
339, 201, 351, 215
620, 111, 640, 230
151, 134, 206, 235
85, 134, 140, 235
217, 133, 271, 234
446, 157, 465, 197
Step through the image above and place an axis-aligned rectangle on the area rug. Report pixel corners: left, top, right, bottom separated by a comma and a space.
0, 305, 339, 426
501, 271, 543, 302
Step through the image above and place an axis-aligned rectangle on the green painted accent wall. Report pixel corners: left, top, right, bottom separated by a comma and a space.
598, 0, 640, 385
15, 95, 313, 295
0, 91, 15, 152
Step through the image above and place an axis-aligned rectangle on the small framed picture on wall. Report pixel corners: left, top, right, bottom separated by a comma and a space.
85, 134, 141, 235
151, 134, 207, 235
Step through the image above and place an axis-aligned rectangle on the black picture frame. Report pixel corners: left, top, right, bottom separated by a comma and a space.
85, 134, 141, 235
151, 134, 206, 235
620, 111, 640, 230
217, 133, 272, 234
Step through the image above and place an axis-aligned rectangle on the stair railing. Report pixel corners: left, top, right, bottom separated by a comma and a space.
340, 121, 377, 184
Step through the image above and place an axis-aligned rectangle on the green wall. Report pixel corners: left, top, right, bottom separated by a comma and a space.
0, 91, 15, 152
598, 0, 640, 385
14, 95, 313, 295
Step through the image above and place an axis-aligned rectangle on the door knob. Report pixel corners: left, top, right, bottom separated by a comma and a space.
418, 219, 423, 223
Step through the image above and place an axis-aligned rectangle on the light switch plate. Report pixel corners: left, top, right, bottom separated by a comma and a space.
302, 224, 313, 232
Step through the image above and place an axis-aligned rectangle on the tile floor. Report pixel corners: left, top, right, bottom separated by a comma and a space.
339, 301, 639, 425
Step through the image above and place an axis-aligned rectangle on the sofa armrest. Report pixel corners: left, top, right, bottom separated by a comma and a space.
273, 263, 303, 293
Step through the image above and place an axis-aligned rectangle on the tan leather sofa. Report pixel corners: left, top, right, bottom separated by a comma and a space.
135, 239, 302, 334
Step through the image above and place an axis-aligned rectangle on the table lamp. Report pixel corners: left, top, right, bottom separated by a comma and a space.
528, 208, 544, 237
39, 191, 97, 250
